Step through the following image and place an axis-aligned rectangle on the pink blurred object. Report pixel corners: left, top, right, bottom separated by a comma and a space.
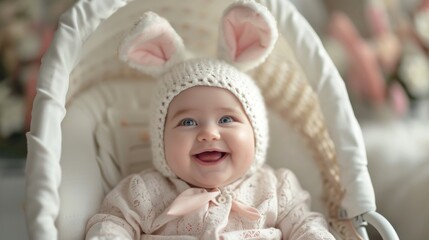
389, 82, 409, 117
418, 0, 429, 9
365, 0, 402, 73
328, 12, 386, 106
366, 0, 391, 35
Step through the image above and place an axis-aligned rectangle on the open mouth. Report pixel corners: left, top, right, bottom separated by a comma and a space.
193, 151, 228, 165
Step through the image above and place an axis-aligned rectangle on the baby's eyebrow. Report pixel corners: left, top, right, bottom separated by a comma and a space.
217, 106, 245, 114
168, 108, 198, 120
168, 106, 244, 120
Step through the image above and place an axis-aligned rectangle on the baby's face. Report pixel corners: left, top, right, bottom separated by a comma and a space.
164, 86, 255, 189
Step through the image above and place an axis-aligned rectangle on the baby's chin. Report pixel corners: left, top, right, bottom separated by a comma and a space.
184, 177, 242, 190
173, 164, 253, 189
186, 181, 226, 190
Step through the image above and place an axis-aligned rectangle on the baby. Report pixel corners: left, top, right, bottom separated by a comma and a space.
86, 1, 335, 239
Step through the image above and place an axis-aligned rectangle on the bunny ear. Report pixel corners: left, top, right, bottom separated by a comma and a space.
119, 12, 187, 77
218, 1, 278, 71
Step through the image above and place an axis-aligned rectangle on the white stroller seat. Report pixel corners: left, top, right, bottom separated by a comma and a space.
58, 80, 154, 238
24, 0, 399, 239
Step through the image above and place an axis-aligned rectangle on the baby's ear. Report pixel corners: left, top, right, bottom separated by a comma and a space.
218, 1, 278, 71
119, 12, 187, 77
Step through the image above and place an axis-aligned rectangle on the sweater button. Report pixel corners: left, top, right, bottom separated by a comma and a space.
216, 195, 227, 204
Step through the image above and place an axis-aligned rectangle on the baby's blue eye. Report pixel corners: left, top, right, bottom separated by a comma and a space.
180, 118, 197, 126
219, 116, 233, 124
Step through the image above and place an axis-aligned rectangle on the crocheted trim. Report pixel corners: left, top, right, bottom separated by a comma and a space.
150, 58, 268, 178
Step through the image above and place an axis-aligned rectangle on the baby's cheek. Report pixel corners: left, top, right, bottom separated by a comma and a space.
231, 130, 255, 157
236, 127, 255, 147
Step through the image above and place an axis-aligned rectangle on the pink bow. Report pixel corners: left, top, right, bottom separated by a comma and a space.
167, 188, 261, 221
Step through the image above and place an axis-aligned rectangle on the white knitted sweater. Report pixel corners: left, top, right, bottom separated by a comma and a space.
85, 166, 335, 240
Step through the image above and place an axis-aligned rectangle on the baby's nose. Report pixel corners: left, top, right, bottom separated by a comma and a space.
197, 125, 220, 141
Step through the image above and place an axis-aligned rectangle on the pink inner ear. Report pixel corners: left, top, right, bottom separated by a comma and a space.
223, 6, 271, 62
128, 30, 176, 66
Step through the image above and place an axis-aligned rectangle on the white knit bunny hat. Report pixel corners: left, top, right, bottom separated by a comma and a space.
119, 0, 278, 178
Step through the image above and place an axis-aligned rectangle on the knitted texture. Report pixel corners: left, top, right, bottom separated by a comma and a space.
86, 167, 336, 239
150, 58, 269, 178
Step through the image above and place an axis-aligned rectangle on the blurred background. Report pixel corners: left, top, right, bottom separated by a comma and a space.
0, 0, 428, 239
0, 0, 74, 239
